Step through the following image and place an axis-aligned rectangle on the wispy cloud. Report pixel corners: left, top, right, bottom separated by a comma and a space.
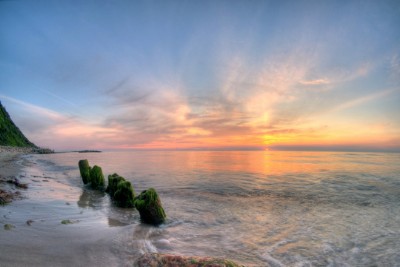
299, 79, 330, 85
330, 87, 399, 113
39, 89, 78, 107
0, 94, 65, 121
327, 62, 373, 85
0, 95, 126, 150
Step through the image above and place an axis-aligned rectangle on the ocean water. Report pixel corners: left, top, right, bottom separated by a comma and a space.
23, 151, 400, 266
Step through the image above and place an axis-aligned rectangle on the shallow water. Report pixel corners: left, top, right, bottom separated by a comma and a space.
3, 151, 400, 266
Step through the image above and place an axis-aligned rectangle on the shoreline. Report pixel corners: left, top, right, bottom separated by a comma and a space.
0, 149, 246, 267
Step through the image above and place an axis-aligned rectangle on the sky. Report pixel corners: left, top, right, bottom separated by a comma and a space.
1, 0, 399, 152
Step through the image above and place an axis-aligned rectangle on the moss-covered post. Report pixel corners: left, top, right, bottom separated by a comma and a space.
78, 159, 91, 184
106, 173, 125, 195
134, 188, 166, 225
89, 165, 105, 189
106, 173, 136, 208
114, 180, 135, 208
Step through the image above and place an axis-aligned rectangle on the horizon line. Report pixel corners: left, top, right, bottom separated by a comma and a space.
55, 145, 400, 153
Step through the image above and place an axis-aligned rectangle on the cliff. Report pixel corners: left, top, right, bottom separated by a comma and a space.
0, 101, 36, 147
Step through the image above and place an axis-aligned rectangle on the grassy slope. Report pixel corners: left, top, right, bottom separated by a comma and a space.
0, 102, 36, 147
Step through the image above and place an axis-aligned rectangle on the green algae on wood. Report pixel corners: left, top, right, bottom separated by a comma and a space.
78, 159, 91, 184
113, 180, 135, 208
89, 165, 105, 189
134, 188, 166, 225
106, 173, 125, 195
106, 173, 136, 208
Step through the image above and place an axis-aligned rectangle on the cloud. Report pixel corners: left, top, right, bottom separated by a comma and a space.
1, 19, 392, 151
39, 89, 78, 107
299, 79, 330, 85
330, 87, 399, 113
100, 80, 202, 148
0, 94, 65, 122
88, 21, 347, 150
0, 95, 127, 150
326, 62, 373, 84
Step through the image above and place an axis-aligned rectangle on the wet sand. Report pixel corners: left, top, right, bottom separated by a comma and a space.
0, 152, 143, 267
0, 151, 24, 177
0, 151, 27, 204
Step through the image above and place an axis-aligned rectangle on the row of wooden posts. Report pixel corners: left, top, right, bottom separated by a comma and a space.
78, 159, 166, 225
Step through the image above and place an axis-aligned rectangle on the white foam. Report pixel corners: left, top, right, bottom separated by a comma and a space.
144, 239, 158, 253
261, 252, 284, 267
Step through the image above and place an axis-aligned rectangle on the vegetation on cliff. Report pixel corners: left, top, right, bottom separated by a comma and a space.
0, 102, 36, 147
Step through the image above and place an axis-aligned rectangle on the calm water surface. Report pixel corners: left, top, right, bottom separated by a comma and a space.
30, 151, 400, 266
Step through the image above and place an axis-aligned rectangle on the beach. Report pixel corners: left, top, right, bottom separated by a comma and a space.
0, 150, 138, 267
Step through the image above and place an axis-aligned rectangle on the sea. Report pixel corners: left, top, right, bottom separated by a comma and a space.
18, 151, 400, 266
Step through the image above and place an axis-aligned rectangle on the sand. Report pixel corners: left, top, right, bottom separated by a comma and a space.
0, 151, 139, 267
0, 151, 24, 177
0, 151, 27, 204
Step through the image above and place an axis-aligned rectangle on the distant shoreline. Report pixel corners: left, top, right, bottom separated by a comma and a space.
76, 150, 102, 153
0, 148, 103, 154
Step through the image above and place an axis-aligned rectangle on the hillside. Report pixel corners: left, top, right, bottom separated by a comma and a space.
0, 101, 36, 147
